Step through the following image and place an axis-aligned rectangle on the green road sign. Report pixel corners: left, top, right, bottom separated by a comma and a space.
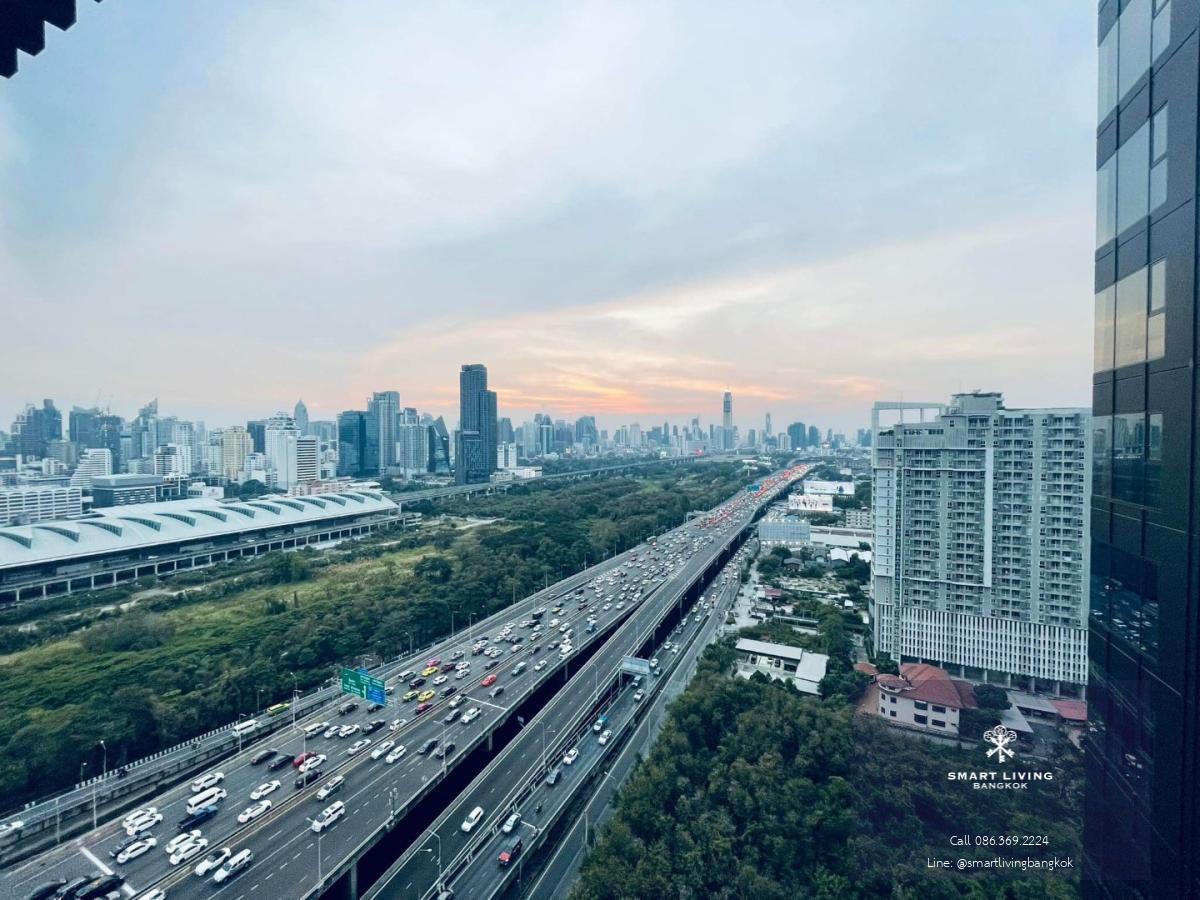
340, 667, 386, 703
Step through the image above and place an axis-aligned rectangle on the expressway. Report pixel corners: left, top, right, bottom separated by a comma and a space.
0, 467, 802, 900
364, 475, 798, 900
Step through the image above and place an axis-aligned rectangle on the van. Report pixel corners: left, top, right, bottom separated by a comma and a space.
187, 787, 227, 815
232, 719, 259, 736
512, 662, 527, 676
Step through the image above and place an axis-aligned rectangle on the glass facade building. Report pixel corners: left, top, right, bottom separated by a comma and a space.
1087, 1, 1197, 897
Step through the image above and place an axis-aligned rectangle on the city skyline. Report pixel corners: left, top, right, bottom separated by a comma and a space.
0, 3, 1094, 432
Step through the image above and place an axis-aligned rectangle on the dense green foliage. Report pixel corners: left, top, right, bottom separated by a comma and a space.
571, 644, 1082, 900
0, 463, 752, 807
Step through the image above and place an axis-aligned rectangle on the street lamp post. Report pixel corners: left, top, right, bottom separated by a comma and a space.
257, 687, 264, 711
307, 819, 323, 886
290, 672, 299, 729
93, 740, 106, 829
423, 832, 443, 892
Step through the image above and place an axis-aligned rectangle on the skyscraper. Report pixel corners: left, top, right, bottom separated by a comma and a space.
367, 391, 401, 474
336, 410, 367, 477
10, 399, 61, 459
807, 424, 820, 447
265, 412, 300, 489
1086, 2, 1191, 896
220, 426, 254, 481
871, 394, 1090, 693
455, 364, 497, 484
294, 399, 310, 436
787, 422, 806, 450
764, 412, 773, 437
296, 435, 319, 484
721, 391, 734, 450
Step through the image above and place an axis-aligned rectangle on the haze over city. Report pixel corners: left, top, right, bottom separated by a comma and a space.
1, 2, 1095, 431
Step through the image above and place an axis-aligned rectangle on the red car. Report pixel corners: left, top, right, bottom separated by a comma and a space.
426, 658, 441, 669
441, 662, 457, 673
416, 702, 433, 714
293, 751, 316, 768
480, 674, 497, 687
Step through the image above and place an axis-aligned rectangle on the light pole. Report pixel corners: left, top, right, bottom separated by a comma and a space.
290, 672, 299, 729
257, 687, 264, 711
307, 818, 323, 886
422, 831, 443, 892
94, 740, 106, 829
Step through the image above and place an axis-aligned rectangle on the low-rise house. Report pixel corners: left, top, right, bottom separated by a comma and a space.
735, 638, 828, 695
872, 663, 976, 736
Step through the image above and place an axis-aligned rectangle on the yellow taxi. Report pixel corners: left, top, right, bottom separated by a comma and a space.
417, 689, 436, 703
420, 666, 439, 677
402, 690, 418, 702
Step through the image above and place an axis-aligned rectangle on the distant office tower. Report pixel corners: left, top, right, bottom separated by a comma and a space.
427, 417, 451, 475
455, 365, 497, 483
764, 413, 773, 438
221, 426, 254, 481
498, 442, 518, 469
574, 416, 597, 448
337, 411, 367, 477
294, 399, 310, 436
296, 435, 319, 484
777, 433, 791, 452
787, 422, 806, 449
70, 448, 113, 489
721, 391, 734, 450
498, 417, 514, 444
747, 428, 756, 448
396, 422, 430, 476
1086, 2, 1193, 894
871, 393, 1089, 693
265, 412, 300, 489
366, 391, 401, 474
807, 425, 820, 447
246, 419, 267, 455
9, 399, 61, 459
153, 443, 191, 477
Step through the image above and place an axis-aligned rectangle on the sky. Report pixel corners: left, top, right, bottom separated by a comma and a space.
0, 1, 1097, 434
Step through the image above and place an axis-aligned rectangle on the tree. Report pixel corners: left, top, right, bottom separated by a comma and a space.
873, 654, 900, 675
414, 555, 452, 584
973, 683, 1011, 711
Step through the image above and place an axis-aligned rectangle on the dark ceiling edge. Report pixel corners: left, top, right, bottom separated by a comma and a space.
1, 1, 104, 79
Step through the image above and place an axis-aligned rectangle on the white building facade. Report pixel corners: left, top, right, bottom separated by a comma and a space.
870, 393, 1089, 692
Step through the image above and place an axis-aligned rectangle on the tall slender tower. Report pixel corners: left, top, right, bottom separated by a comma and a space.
456, 364, 497, 484
722, 391, 734, 450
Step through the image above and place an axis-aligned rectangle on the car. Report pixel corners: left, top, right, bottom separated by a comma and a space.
418, 738, 438, 755
191, 772, 224, 792
117, 836, 156, 864
323, 724, 341, 739
450, 649, 464, 660
498, 837, 524, 867
390, 717, 408, 731
109, 832, 145, 859
634, 689, 645, 702
316, 776, 345, 800
426, 657, 442, 668
238, 799, 272, 824
26, 880, 67, 900
294, 750, 317, 768
133, 890, 168, 900
338, 700, 359, 716
311, 801, 345, 832
563, 747, 579, 765
489, 685, 505, 698
559, 644, 573, 657
263, 753, 291, 771
304, 721, 329, 738
460, 707, 481, 724
448, 695, 465, 708
440, 661, 457, 673
602, 602, 612, 611
593, 716, 608, 733
421, 666, 439, 677
409, 676, 426, 689
124, 811, 163, 836
56, 876, 98, 900
598, 728, 613, 745
250, 749, 277, 765
250, 780, 281, 800
385, 745, 407, 763
169, 837, 209, 866
545, 767, 562, 786
362, 719, 386, 734
460, 806, 485, 833
481, 674, 497, 687
441, 686, 457, 698
299, 753, 327, 773
295, 769, 322, 789
367, 701, 385, 713
403, 690, 419, 702
454, 668, 470, 680
485, 660, 498, 670
122, 807, 157, 829
549, 619, 559, 628
534, 660, 548, 671
616, 602, 625, 609
433, 674, 448, 686
443, 708, 459, 724
164, 830, 203, 856
78, 874, 125, 898
434, 742, 456, 759
176, 806, 218, 832
338, 723, 360, 738
212, 848, 253, 883
397, 669, 414, 680
512, 661, 527, 676
501, 812, 521, 834
371, 739, 395, 759
346, 739, 371, 756
418, 689, 436, 702
194, 847, 232, 878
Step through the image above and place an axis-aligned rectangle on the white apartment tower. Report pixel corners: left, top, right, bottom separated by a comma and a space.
265, 413, 300, 489
296, 435, 319, 484
870, 392, 1090, 693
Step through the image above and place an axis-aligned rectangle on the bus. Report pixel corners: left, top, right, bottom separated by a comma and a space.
266, 702, 290, 718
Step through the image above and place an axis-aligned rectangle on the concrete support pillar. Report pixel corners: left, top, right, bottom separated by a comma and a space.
347, 861, 358, 900
487, 731, 494, 752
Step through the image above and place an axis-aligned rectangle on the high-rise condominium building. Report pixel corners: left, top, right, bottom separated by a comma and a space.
870, 393, 1090, 694
69, 448, 113, 489
367, 391, 401, 474
294, 399, 310, 436
1086, 2, 1195, 896
221, 426, 254, 481
296, 435, 319, 484
337, 411, 367, 477
265, 413, 300, 489
455, 364, 497, 484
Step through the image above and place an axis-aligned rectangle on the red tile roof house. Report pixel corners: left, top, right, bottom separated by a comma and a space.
869, 663, 977, 736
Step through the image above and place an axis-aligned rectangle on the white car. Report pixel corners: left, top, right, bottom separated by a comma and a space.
117, 836, 156, 864
299, 754, 327, 774
304, 721, 328, 738
385, 745, 407, 764
548, 619, 560, 628
133, 889, 167, 900
454, 669, 470, 680
250, 780, 280, 800
164, 830, 202, 856
598, 729, 613, 746
212, 848, 253, 883
563, 747, 580, 765
390, 718, 407, 732
323, 725, 341, 739
559, 624, 569, 633
460, 806, 484, 833
169, 837, 209, 866
370, 740, 395, 760
316, 776, 345, 800
459, 707, 481, 725
616, 602, 625, 609
534, 660, 548, 671
502, 812, 521, 834
238, 799, 272, 824
194, 846, 231, 878
634, 689, 645, 702
433, 675, 448, 686
448, 695, 465, 709
559, 645, 573, 657
338, 723, 360, 738
191, 772, 225, 792
311, 801, 345, 832
602, 602, 612, 611
124, 811, 162, 836
122, 807, 158, 830
347, 739, 371, 756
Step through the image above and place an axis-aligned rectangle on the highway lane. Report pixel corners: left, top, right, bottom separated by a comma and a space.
365, 473, 798, 900
2, 466, 802, 900
0, 546, 664, 900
